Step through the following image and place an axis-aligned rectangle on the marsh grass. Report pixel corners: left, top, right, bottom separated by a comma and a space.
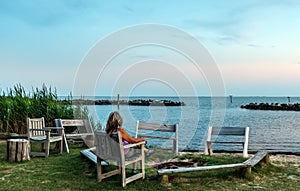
0, 84, 102, 135
0, 84, 73, 134
0, 141, 299, 191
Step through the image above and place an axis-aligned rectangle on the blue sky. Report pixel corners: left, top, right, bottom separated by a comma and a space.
0, 0, 300, 96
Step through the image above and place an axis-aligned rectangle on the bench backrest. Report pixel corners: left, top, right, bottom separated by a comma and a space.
94, 131, 122, 162
210, 126, 248, 136
27, 117, 45, 138
136, 121, 177, 132
55, 119, 94, 149
205, 126, 250, 158
135, 120, 178, 155
55, 119, 93, 135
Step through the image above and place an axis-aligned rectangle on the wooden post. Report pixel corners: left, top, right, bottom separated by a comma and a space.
161, 175, 171, 186
240, 166, 251, 178
117, 94, 120, 110
229, 95, 233, 103
174, 124, 179, 155
263, 153, 270, 164
7, 139, 30, 162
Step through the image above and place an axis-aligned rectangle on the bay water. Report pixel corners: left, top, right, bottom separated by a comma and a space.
84, 96, 300, 154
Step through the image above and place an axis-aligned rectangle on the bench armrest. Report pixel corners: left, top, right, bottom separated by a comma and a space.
123, 141, 146, 149
45, 127, 64, 130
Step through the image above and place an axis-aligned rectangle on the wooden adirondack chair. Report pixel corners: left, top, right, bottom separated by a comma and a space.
27, 117, 64, 157
94, 131, 145, 187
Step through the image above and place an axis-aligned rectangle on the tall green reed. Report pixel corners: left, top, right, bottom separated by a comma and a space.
0, 84, 74, 134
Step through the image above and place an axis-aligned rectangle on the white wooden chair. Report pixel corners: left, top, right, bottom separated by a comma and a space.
94, 131, 145, 187
27, 117, 64, 157
135, 121, 178, 155
55, 119, 94, 153
204, 126, 250, 158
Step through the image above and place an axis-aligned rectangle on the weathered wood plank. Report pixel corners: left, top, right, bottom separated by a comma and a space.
66, 133, 94, 137
243, 150, 269, 167
60, 119, 85, 126
137, 121, 176, 132
212, 141, 245, 144
137, 135, 177, 140
158, 151, 270, 185
126, 173, 144, 185
157, 163, 246, 175
211, 127, 246, 135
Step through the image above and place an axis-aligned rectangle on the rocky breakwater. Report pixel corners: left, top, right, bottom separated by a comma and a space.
241, 102, 300, 111
71, 99, 185, 106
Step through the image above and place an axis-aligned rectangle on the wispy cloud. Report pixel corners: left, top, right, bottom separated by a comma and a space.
182, 0, 300, 47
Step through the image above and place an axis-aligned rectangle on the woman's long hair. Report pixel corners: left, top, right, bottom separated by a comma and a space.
105, 111, 123, 136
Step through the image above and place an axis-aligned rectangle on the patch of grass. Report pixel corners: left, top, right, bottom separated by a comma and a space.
0, 141, 299, 191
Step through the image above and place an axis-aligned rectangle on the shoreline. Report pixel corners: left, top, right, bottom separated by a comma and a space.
179, 151, 300, 164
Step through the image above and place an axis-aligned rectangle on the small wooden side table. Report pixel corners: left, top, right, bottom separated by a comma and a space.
7, 139, 30, 162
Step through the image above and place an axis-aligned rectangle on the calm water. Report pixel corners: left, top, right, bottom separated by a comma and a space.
83, 96, 300, 154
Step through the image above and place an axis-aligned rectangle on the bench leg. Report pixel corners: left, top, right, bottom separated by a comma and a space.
173, 140, 178, 155
161, 175, 171, 186
263, 154, 270, 164
207, 141, 213, 155
242, 143, 248, 158
240, 166, 251, 178
96, 157, 103, 182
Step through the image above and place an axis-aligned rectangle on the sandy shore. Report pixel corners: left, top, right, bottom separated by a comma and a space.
179, 152, 300, 164
269, 154, 300, 164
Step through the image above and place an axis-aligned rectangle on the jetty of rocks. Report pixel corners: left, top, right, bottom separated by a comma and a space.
70, 99, 185, 106
241, 102, 300, 111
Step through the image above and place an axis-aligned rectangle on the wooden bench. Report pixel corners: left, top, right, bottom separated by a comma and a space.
205, 126, 250, 158
157, 150, 269, 185
55, 119, 94, 153
135, 121, 178, 155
